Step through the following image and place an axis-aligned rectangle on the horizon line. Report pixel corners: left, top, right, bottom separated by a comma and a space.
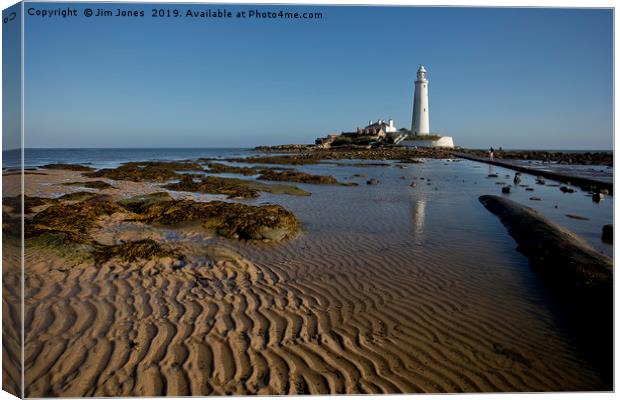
1, 146, 614, 152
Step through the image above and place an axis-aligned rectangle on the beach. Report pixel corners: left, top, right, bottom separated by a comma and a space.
2, 148, 613, 396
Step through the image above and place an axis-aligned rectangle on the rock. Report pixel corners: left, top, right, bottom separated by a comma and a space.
566, 214, 590, 221
164, 174, 310, 198
501, 186, 511, 194
84, 161, 202, 182
41, 163, 95, 171
366, 178, 379, 185
120, 194, 300, 241
602, 224, 613, 244
206, 163, 259, 175
226, 155, 320, 165
525, 188, 534, 191
488, 174, 499, 178
257, 169, 341, 185
529, 197, 542, 201
409, 182, 417, 188
93, 239, 177, 263
62, 180, 115, 190
560, 186, 575, 193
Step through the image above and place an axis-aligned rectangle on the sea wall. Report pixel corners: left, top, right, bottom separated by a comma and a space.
400, 136, 455, 148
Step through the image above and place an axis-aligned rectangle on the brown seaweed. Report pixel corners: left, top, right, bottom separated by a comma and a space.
164, 174, 310, 198
120, 192, 299, 241
41, 163, 95, 171
93, 239, 177, 263
83, 161, 202, 182
63, 180, 115, 189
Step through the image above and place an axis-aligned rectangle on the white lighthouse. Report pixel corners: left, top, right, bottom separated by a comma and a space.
411, 65, 430, 135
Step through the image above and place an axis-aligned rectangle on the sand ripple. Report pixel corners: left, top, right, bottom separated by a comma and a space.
21, 227, 606, 396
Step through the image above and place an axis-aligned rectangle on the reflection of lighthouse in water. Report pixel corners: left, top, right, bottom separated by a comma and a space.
412, 199, 426, 238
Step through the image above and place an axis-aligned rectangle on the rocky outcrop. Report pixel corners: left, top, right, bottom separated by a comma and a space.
84, 161, 202, 182
257, 169, 343, 185
205, 163, 260, 175
19, 191, 301, 260
63, 180, 115, 189
164, 174, 310, 198
120, 193, 300, 241
41, 163, 95, 171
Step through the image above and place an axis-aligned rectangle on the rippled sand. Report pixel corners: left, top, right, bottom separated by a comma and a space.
4, 159, 612, 396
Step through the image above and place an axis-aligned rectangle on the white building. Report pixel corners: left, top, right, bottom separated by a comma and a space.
366, 119, 397, 133
411, 65, 430, 135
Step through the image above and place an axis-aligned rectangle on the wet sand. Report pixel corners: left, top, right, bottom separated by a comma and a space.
3, 159, 613, 396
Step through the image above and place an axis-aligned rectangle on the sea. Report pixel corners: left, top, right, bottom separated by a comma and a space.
2, 148, 254, 170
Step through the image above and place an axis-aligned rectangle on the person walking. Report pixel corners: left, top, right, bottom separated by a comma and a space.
489, 147, 494, 161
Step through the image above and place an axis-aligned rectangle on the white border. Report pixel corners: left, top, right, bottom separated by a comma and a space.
0, 1, 616, 400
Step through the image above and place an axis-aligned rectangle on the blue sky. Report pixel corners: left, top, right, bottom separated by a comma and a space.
17, 4, 614, 149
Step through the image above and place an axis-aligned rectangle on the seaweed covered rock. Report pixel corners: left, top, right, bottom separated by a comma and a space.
257, 169, 339, 185
206, 163, 259, 175
3, 194, 55, 214
58, 191, 102, 202
125, 161, 203, 170
226, 155, 321, 165
41, 163, 95, 171
63, 180, 115, 189
164, 175, 260, 198
116, 191, 174, 209
26, 195, 122, 243
3, 195, 57, 238
84, 161, 202, 182
2, 211, 20, 237
93, 239, 177, 262
164, 174, 310, 198
120, 193, 299, 241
